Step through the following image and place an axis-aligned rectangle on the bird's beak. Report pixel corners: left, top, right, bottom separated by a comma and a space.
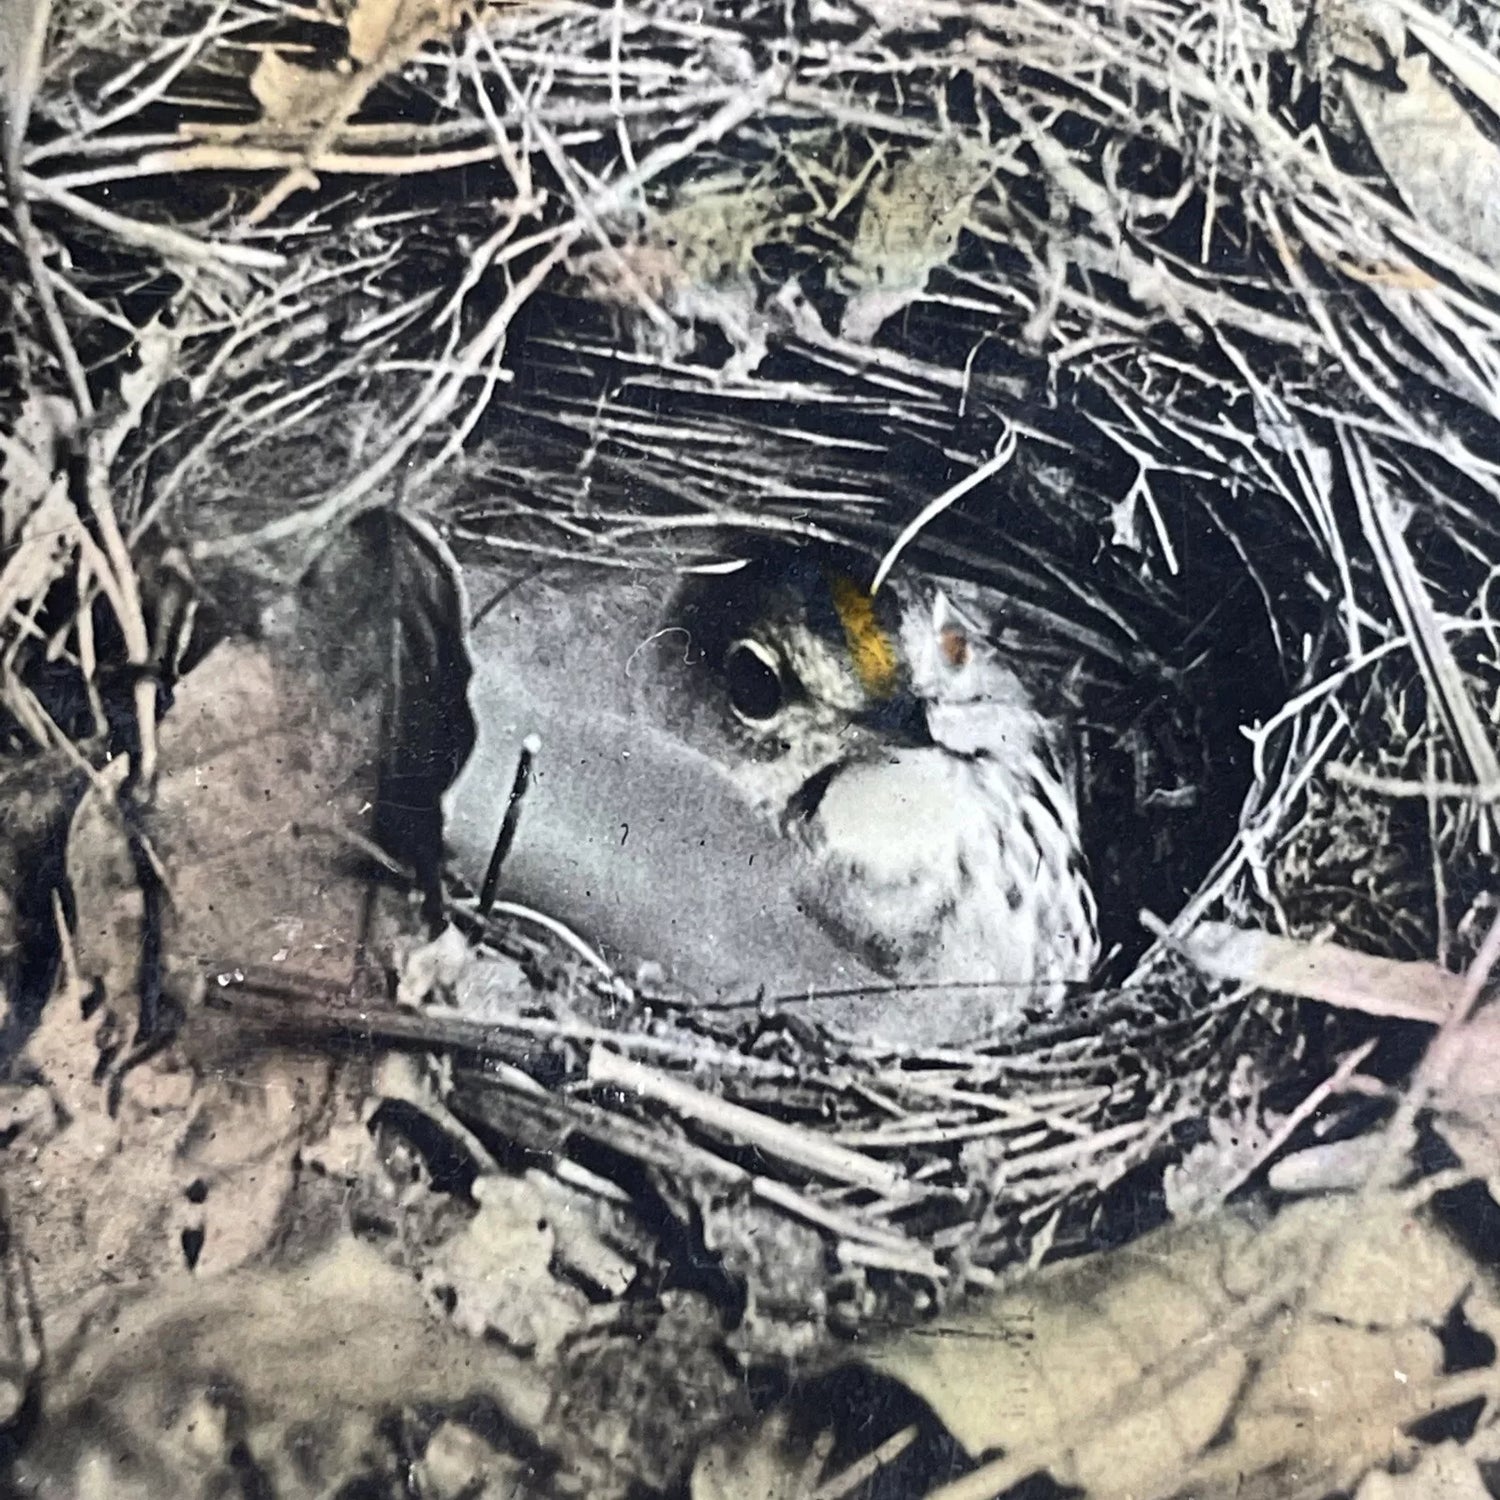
851, 691, 933, 747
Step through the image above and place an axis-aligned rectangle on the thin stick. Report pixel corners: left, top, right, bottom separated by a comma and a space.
208, 972, 793, 1077
1327, 762, 1500, 803
192, 230, 576, 562
870, 427, 1018, 596
24, 174, 283, 275
2, 0, 91, 420
814, 1426, 920, 1500
587, 1047, 910, 1197
752, 1178, 936, 1260
1343, 429, 1500, 822
479, 899, 621, 982
455, 1069, 922, 1256
1210, 1038, 1378, 1207
478, 734, 541, 918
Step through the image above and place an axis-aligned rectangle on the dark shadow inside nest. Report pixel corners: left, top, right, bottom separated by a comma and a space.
460, 381, 1293, 991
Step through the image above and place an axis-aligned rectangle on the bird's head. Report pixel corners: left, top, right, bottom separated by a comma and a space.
635, 542, 1045, 814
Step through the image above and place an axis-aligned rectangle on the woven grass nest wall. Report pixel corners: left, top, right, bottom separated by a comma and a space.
5, 0, 1500, 1496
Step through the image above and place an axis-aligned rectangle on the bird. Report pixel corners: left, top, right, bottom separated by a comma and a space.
443, 542, 1098, 1048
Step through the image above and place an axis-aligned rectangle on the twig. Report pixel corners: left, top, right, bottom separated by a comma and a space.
1006, 1117, 1161, 1181
23, 175, 284, 276
1174, 921, 1468, 1024
74, 440, 159, 787
478, 733, 541, 918
870, 427, 1018, 595
2, 0, 92, 419
587, 1047, 911, 1197
590, 62, 791, 220
814, 1426, 919, 1500
453, 1066, 925, 1255
191, 230, 578, 563
479, 897, 620, 981
479, 28, 675, 338
838, 1240, 946, 1278
751, 1178, 934, 1261
1342, 429, 1500, 823
46, 141, 507, 186
1210, 1038, 1379, 1207
1327, 762, 1500, 803
222, 967, 806, 1077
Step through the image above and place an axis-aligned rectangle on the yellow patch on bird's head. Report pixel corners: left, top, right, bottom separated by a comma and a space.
828, 572, 899, 700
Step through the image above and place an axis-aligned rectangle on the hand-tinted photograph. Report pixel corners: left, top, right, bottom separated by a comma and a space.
2, 0, 1500, 1496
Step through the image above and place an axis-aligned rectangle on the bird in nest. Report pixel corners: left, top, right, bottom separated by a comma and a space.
444, 541, 1098, 1048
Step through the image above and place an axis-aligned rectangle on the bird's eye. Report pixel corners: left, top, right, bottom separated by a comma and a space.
724, 640, 785, 723
939, 625, 971, 669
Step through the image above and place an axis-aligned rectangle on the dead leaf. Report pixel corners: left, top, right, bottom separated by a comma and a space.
176, 1053, 343, 1279
650, 183, 785, 285
1266, 1134, 1388, 1195
395, 921, 470, 1008
0, 0, 50, 148
1161, 1062, 1282, 1217
248, 49, 351, 133
7, 956, 348, 1353
0, 962, 186, 1351
95, 319, 182, 472
691, 1409, 830, 1500
249, 0, 469, 138
12, 1235, 551, 1498
0, 389, 76, 544
348, 0, 411, 65
1354, 1441, 1493, 1499
845, 139, 992, 289
137, 634, 379, 986
0, 474, 80, 629
31, 671, 376, 1337
1417, 1009, 1500, 1184
22, 930, 118, 1127
1347, 53, 1500, 271
863, 1194, 1500, 1500
348, 0, 468, 68
7, 1038, 192, 1346
841, 138, 993, 342
239, 0, 476, 220
60, 630, 379, 1017
1178, 921, 1463, 1023
422, 1172, 591, 1359
63, 759, 141, 1017
525, 1168, 637, 1299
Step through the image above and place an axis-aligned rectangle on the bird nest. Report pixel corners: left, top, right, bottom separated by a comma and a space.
5, 0, 1500, 1493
